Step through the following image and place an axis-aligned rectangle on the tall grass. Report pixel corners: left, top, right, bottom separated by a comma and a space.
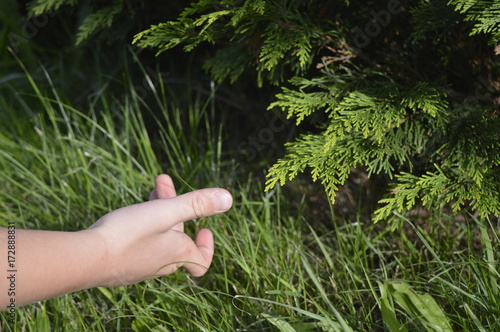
0, 59, 499, 331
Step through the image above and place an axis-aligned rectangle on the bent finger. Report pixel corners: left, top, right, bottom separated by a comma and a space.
149, 174, 177, 201
155, 174, 177, 199
179, 228, 214, 277
153, 174, 184, 232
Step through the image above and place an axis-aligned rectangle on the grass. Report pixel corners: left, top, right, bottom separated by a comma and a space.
0, 59, 499, 331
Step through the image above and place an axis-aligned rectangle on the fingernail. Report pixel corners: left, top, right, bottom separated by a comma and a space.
213, 190, 233, 212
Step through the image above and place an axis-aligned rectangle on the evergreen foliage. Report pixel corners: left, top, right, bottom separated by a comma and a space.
25, 0, 185, 45
449, 0, 500, 44
132, 0, 347, 85
27, 0, 77, 17
74, 4, 123, 45
26, 0, 500, 221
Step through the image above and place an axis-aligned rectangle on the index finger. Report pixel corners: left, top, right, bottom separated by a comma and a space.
115, 188, 233, 232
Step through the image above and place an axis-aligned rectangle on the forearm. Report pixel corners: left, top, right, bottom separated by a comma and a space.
0, 227, 106, 309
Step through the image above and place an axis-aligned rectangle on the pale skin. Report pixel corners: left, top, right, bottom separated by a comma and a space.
0, 174, 233, 309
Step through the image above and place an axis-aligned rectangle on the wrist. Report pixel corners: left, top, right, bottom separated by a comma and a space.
77, 228, 114, 288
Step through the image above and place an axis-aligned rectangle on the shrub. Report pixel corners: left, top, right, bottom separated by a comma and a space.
26, 0, 500, 221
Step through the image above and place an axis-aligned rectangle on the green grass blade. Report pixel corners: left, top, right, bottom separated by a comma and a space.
387, 282, 453, 332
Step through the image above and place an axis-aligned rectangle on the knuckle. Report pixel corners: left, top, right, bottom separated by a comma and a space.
191, 195, 209, 218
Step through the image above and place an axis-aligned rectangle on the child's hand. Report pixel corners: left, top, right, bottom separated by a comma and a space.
0, 174, 232, 308
86, 174, 233, 287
